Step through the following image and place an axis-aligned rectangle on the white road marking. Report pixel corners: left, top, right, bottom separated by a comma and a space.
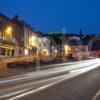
0, 89, 29, 98
8, 73, 80, 100
9, 61, 100, 100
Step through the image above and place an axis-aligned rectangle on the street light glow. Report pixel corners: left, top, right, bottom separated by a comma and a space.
64, 45, 69, 52
43, 49, 49, 56
55, 49, 57, 53
6, 26, 12, 35
24, 49, 29, 55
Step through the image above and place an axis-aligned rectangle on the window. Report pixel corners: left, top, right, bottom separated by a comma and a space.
0, 31, 3, 39
0, 48, 5, 55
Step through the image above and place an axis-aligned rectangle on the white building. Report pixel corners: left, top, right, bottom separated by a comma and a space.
37, 37, 50, 57
19, 21, 39, 56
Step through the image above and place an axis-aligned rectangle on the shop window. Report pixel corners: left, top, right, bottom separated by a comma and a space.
0, 48, 5, 56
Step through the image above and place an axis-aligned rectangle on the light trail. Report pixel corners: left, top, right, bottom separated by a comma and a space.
0, 59, 99, 84
9, 59, 100, 100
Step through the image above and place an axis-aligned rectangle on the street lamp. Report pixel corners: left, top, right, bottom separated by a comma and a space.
4, 26, 13, 41
64, 45, 71, 56
6, 26, 12, 35
64, 45, 69, 52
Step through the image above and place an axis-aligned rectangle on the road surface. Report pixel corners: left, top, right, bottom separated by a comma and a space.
0, 58, 100, 100
22, 64, 100, 100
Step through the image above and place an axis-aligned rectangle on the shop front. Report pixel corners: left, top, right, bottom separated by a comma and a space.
0, 44, 15, 58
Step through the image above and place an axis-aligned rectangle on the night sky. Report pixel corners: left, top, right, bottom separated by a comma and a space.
0, 0, 100, 34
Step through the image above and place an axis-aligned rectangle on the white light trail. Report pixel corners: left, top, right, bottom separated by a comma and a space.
0, 59, 100, 84
9, 59, 100, 100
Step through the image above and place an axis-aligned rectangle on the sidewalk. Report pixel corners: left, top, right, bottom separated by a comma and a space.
0, 59, 92, 78
0, 60, 62, 78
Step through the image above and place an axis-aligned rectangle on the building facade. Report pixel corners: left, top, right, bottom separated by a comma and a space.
12, 16, 51, 57
0, 13, 23, 58
20, 21, 39, 56
0, 13, 54, 59
12, 16, 41, 56
37, 36, 50, 57
46, 32, 89, 60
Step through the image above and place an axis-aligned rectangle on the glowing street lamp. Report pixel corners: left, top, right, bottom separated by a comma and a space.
64, 45, 69, 52
64, 45, 70, 56
64, 45, 72, 56
6, 26, 12, 35
55, 49, 57, 53
4, 26, 13, 41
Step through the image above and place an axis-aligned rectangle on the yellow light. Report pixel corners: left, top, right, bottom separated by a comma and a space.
68, 47, 72, 52
29, 36, 36, 46
55, 49, 57, 53
6, 26, 12, 35
43, 49, 47, 52
43, 49, 49, 56
64, 45, 70, 56
64, 45, 69, 52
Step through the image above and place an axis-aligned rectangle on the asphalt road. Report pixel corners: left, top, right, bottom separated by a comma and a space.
0, 58, 100, 100
21, 65, 100, 100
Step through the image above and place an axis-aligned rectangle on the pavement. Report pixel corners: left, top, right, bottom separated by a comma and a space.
0, 59, 87, 78
0, 58, 100, 100
0, 60, 59, 78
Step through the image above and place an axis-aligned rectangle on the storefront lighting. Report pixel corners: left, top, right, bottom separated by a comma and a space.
55, 49, 57, 53
29, 36, 36, 46
24, 49, 29, 55
64, 45, 69, 52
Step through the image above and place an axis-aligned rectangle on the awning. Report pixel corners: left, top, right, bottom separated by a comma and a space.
0, 45, 14, 50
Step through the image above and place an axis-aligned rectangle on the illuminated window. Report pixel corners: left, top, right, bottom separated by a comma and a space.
0, 31, 3, 39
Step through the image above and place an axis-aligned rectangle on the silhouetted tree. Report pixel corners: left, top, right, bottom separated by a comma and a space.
79, 29, 83, 39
